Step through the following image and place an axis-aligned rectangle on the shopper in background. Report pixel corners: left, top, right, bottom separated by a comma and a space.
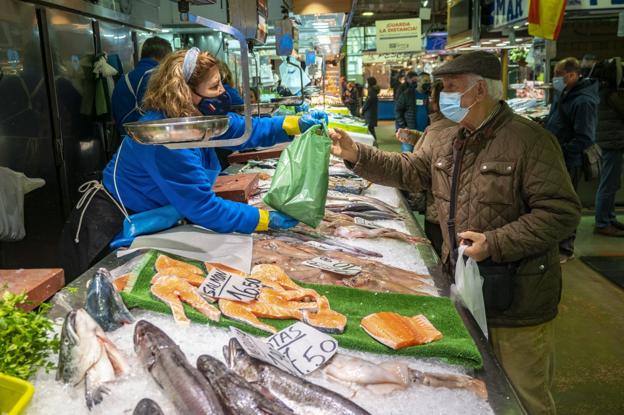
218, 60, 243, 105
545, 57, 599, 260
344, 81, 359, 117
329, 51, 581, 415
392, 73, 407, 101
111, 36, 172, 135
395, 72, 431, 152
580, 53, 598, 78
396, 80, 456, 256
594, 58, 624, 236
362, 77, 380, 140
340, 75, 348, 105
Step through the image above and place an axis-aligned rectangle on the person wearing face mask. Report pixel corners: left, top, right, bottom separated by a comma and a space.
59, 48, 327, 279
327, 51, 581, 415
395, 72, 431, 152
545, 57, 599, 261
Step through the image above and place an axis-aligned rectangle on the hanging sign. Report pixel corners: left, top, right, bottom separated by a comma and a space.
375, 18, 422, 53
567, 0, 624, 10
492, 0, 529, 28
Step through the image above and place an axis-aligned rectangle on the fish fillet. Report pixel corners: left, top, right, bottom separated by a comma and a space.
251, 264, 319, 300
303, 296, 347, 334
219, 299, 278, 334
151, 275, 220, 325
155, 255, 204, 275
205, 262, 247, 276
360, 312, 442, 350
151, 268, 206, 287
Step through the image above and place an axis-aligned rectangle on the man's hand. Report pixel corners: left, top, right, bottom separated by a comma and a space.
328, 128, 359, 163
459, 231, 491, 262
396, 128, 422, 145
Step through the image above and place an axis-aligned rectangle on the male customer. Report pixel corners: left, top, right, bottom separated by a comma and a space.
594, 58, 624, 236
395, 72, 431, 152
111, 36, 172, 134
545, 57, 599, 262
329, 51, 581, 415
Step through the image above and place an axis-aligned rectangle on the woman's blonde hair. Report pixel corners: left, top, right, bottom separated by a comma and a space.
143, 49, 219, 118
218, 60, 234, 86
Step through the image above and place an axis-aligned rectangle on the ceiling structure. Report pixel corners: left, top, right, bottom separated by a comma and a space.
351, 0, 447, 28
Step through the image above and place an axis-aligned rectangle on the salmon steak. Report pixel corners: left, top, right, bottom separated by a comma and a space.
251, 264, 319, 300
151, 274, 220, 325
204, 262, 247, 276
360, 312, 442, 350
303, 296, 347, 334
154, 255, 206, 287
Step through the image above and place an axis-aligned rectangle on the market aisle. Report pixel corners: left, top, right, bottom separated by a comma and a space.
375, 124, 624, 415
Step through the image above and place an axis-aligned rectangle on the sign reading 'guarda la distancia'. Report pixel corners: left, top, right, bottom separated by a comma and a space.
375, 18, 422, 53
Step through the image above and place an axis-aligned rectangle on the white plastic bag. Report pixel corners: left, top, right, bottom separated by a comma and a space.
452, 244, 488, 337
0, 167, 45, 242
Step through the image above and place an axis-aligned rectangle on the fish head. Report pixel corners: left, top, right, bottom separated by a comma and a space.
223, 338, 261, 382
196, 355, 228, 380
86, 268, 134, 332
57, 310, 80, 382
134, 320, 176, 369
132, 398, 164, 415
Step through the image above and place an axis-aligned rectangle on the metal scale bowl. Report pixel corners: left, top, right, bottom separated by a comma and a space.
124, 115, 230, 145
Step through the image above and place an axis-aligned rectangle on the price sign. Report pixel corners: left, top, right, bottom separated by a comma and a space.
198, 268, 261, 302
302, 256, 362, 276
230, 327, 298, 375
354, 217, 381, 229
268, 322, 338, 375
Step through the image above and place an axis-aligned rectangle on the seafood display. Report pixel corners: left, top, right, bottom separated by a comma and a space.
225, 338, 372, 415
329, 176, 370, 195
220, 264, 346, 334
154, 254, 205, 286
57, 309, 130, 409
197, 354, 296, 415
253, 238, 437, 296
150, 274, 221, 325
86, 268, 134, 331
360, 312, 443, 350
133, 320, 225, 415
323, 354, 487, 400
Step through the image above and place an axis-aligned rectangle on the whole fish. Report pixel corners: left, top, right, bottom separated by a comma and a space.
133, 398, 164, 415
197, 354, 296, 415
326, 192, 398, 214
133, 320, 225, 415
85, 268, 134, 331
57, 309, 130, 409
224, 338, 371, 415
341, 211, 399, 221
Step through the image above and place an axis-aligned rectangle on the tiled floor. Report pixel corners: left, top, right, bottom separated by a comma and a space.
373, 121, 624, 415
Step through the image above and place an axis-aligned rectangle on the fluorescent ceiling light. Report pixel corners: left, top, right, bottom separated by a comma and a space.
362, 11, 374, 16
513, 25, 520, 29
423, 0, 429, 6
160, 29, 171, 33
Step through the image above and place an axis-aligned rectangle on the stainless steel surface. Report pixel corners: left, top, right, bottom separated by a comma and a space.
230, 104, 277, 116
0, 0, 64, 268
98, 21, 135, 75
46, 8, 104, 205
124, 116, 230, 146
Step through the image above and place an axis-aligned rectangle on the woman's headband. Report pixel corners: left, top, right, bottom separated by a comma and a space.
182, 47, 200, 82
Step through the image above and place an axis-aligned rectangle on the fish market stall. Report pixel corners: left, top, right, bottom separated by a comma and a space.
27, 149, 526, 415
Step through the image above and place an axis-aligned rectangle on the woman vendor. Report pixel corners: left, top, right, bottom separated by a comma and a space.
59, 48, 326, 279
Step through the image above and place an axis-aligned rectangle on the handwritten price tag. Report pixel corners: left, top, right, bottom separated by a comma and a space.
353, 217, 381, 229
302, 256, 362, 276
199, 268, 261, 302
230, 327, 298, 375
268, 322, 338, 375
231, 322, 338, 377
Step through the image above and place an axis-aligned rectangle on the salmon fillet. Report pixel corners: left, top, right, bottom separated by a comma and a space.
155, 255, 204, 275
360, 312, 442, 350
151, 274, 220, 325
204, 262, 247, 276
219, 299, 278, 334
303, 296, 347, 334
251, 264, 319, 300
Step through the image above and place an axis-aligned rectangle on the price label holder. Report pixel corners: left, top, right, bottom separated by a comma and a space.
231, 322, 338, 376
302, 256, 362, 276
353, 217, 381, 229
199, 268, 262, 302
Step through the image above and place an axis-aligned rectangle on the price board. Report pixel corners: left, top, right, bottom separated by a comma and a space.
198, 268, 262, 302
302, 256, 362, 276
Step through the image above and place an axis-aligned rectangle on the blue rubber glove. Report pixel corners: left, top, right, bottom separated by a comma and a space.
268, 211, 299, 230
294, 102, 310, 113
298, 110, 329, 133
109, 205, 183, 249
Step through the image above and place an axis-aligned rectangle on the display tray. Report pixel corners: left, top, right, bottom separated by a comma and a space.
121, 250, 483, 368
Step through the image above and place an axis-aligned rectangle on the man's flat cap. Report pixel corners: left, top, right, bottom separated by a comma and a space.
433, 51, 501, 80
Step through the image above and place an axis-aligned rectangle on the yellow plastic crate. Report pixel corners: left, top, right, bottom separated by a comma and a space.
0, 373, 34, 415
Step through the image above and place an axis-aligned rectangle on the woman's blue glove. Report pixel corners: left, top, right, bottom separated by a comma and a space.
294, 102, 310, 113
109, 205, 183, 249
298, 110, 329, 133
269, 211, 299, 230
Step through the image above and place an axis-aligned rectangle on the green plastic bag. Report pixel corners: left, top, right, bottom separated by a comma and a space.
263, 125, 331, 228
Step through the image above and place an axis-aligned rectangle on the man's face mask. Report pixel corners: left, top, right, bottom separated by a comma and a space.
197, 90, 232, 116
439, 82, 478, 123
421, 82, 432, 94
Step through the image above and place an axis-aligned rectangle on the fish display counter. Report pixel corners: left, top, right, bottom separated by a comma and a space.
28, 151, 526, 415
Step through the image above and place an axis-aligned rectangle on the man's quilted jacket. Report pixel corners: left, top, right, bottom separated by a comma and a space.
347, 102, 581, 327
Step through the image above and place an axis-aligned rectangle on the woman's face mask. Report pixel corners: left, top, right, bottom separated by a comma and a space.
197, 90, 232, 115
439, 82, 478, 123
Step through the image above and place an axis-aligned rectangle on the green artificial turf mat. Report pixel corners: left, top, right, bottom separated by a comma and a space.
121, 250, 482, 368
